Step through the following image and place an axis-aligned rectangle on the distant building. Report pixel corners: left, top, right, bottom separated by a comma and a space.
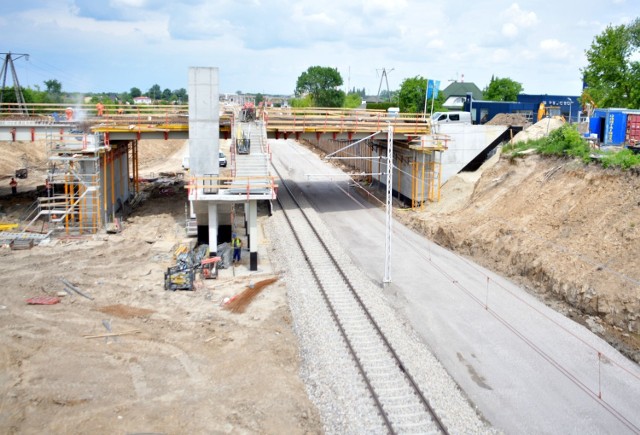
133, 96, 153, 105
442, 82, 484, 110
463, 93, 581, 124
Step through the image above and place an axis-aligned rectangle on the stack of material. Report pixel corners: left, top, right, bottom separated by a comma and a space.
10, 239, 34, 250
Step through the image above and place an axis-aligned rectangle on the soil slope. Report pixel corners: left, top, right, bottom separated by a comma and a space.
398, 152, 640, 361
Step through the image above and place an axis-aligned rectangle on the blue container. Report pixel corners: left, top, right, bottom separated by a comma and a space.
603, 111, 627, 145
589, 116, 602, 137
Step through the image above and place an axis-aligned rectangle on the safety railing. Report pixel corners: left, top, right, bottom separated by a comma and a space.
187, 175, 277, 201
264, 107, 430, 135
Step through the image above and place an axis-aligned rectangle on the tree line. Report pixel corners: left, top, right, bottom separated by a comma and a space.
0, 79, 188, 106
292, 18, 639, 112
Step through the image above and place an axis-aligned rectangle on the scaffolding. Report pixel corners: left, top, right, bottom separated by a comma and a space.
408, 135, 448, 208
20, 129, 140, 237
312, 132, 448, 209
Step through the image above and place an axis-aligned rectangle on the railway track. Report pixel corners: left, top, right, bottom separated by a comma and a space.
273, 165, 449, 434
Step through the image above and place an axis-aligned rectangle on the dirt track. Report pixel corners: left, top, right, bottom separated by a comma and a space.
0, 139, 322, 434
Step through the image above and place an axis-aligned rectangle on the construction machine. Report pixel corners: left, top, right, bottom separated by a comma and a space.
164, 244, 212, 291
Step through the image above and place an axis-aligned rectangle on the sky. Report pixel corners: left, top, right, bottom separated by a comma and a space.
1, 0, 636, 98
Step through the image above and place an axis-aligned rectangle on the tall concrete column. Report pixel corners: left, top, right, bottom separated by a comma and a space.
248, 200, 258, 271
244, 202, 249, 232
208, 203, 218, 255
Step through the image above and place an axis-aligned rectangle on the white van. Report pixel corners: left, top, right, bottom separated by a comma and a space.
431, 111, 472, 125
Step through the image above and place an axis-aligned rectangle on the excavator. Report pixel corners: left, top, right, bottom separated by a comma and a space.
537, 102, 567, 123
580, 90, 597, 119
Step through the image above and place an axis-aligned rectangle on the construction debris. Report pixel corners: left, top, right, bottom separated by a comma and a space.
26, 296, 60, 305
60, 278, 94, 300
224, 277, 279, 313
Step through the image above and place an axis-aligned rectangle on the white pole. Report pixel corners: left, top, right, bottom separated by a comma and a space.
383, 124, 394, 284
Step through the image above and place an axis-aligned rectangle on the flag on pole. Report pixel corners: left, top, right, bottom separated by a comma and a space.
426, 79, 441, 99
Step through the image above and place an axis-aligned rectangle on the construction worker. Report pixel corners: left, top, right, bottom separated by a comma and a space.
232, 233, 242, 263
96, 101, 104, 116
45, 178, 52, 197
9, 177, 17, 195
65, 107, 74, 121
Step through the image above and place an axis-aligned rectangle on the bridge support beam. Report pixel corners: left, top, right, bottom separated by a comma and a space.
208, 203, 218, 255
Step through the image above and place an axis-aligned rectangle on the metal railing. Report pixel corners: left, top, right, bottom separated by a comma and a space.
264, 107, 430, 135
187, 175, 276, 200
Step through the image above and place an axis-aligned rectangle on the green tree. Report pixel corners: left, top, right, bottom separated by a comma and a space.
483, 76, 523, 101
343, 93, 363, 108
581, 19, 640, 108
174, 88, 187, 103
255, 93, 264, 105
148, 84, 161, 101
290, 94, 313, 108
398, 76, 427, 113
130, 87, 142, 98
43, 79, 62, 95
295, 66, 345, 107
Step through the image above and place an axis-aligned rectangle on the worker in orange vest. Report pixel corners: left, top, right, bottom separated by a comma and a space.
96, 101, 104, 116
9, 177, 17, 195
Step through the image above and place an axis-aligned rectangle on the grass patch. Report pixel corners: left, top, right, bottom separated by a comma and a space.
600, 148, 640, 169
503, 124, 640, 169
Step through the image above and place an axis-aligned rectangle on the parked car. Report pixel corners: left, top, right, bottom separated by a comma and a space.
219, 151, 227, 167
431, 111, 472, 125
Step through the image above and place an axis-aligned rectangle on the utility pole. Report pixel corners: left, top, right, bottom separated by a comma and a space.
0, 52, 29, 115
383, 124, 394, 284
376, 68, 394, 103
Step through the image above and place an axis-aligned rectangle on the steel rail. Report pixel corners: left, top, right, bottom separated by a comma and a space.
272, 163, 448, 434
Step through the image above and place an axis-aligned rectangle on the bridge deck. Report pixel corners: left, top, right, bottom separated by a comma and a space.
0, 104, 430, 140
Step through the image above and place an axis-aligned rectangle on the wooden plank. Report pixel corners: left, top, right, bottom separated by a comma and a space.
83, 329, 141, 339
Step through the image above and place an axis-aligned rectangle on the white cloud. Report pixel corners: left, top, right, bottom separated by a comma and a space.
492, 48, 511, 63
539, 39, 572, 60
502, 3, 538, 28
502, 23, 519, 38
109, 0, 147, 7
361, 0, 407, 15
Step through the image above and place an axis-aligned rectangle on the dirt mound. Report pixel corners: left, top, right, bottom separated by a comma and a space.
512, 118, 565, 143
96, 304, 155, 319
399, 154, 640, 362
486, 113, 531, 127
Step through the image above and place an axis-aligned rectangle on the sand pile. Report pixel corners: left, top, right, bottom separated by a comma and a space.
512, 118, 565, 144
486, 113, 531, 127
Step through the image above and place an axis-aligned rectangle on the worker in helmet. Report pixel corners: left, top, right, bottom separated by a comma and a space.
9, 177, 17, 195
96, 101, 104, 116
65, 107, 74, 121
232, 233, 242, 263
